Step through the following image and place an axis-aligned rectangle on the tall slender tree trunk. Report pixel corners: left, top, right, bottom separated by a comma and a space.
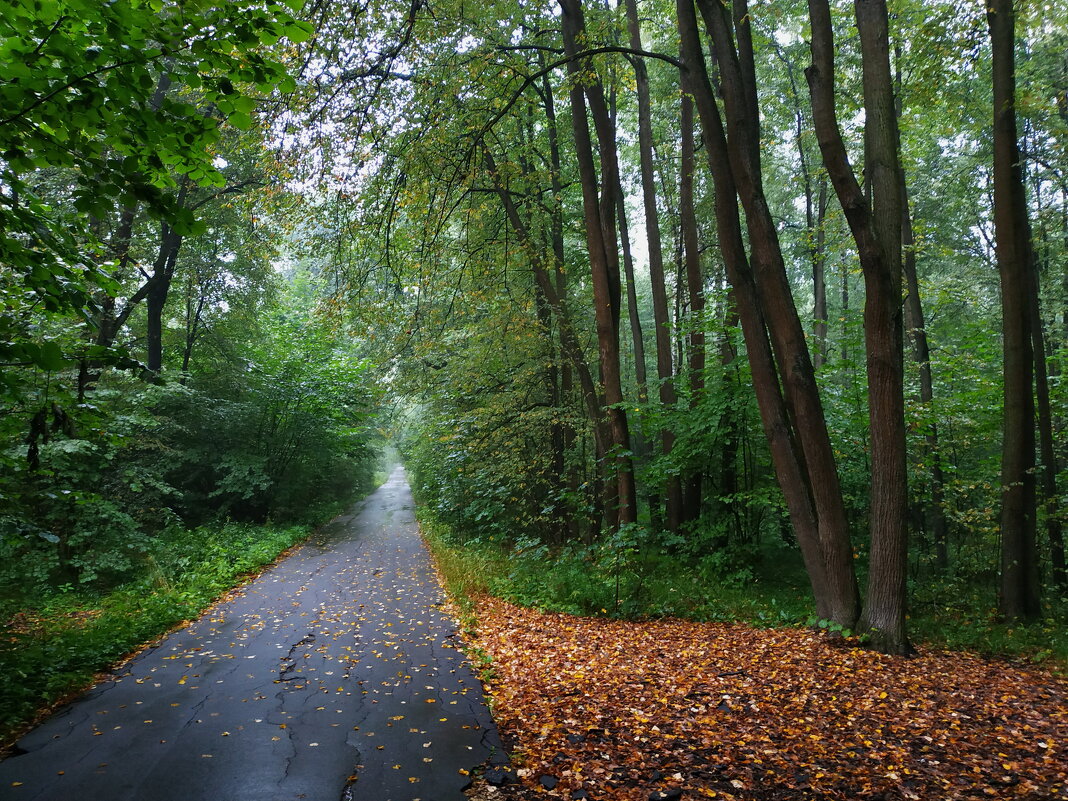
772, 40, 830, 371
541, 61, 584, 541
560, 0, 637, 528
679, 81, 706, 523
806, 0, 910, 654
811, 179, 830, 369
902, 175, 948, 571
616, 188, 656, 523
989, 0, 1040, 622
840, 253, 851, 364
625, 0, 681, 530
677, 0, 858, 626
895, 47, 948, 572
615, 192, 650, 404
1030, 264, 1066, 590
691, 0, 860, 627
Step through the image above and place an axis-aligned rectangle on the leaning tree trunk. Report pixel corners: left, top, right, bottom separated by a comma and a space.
484, 149, 609, 462
989, 0, 1041, 622
692, 0, 860, 627
677, 0, 856, 625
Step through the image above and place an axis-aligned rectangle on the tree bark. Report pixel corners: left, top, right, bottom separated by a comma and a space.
145, 222, 184, 374
679, 80, 706, 523
1030, 261, 1066, 591
540, 59, 584, 541
560, 0, 637, 528
989, 0, 1040, 622
901, 171, 948, 572
624, 0, 681, 530
812, 179, 830, 369
692, 0, 860, 627
677, 0, 857, 625
806, 0, 910, 654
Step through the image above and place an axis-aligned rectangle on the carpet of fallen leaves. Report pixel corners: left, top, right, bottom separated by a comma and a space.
472, 597, 1067, 801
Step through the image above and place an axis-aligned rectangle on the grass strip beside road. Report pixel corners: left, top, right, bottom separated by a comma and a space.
0, 522, 309, 749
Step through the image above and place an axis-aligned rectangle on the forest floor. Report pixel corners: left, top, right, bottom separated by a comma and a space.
464, 596, 1068, 801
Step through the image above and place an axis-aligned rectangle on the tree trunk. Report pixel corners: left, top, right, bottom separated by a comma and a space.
692, 0, 860, 627
812, 179, 829, 369
484, 148, 614, 532
677, 0, 858, 625
560, 0, 637, 528
772, 40, 830, 371
901, 172, 948, 572
806, 0, 910, 654
145, 223, 184, 374
542, 60, 583, 542
989, 0, 1040, 622
616, 186, 657, 524
679, 80, 706, 523
1030, 262, 1065, 591
894, 45, 948, 573
625, 0, 681, 530
484, 152, 604, 435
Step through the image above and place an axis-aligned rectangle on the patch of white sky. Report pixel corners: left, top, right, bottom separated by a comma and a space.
266, 1, 430, 196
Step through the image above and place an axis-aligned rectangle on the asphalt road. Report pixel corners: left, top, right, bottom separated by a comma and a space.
0, 467, 505, 801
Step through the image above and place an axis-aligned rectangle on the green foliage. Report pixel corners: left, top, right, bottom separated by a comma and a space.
0, 0, 300, 390
161, 314, 383, 524
908, 573, 1068, 666
0, 307, 382, 594
397, 293, 593, 546
0, 297, 383, 737
425, 511, 815, 626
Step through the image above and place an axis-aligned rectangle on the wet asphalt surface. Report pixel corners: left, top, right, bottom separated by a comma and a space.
0, 467, 505, 801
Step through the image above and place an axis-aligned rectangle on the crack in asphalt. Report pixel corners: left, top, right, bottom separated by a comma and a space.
278, 631, 318, 681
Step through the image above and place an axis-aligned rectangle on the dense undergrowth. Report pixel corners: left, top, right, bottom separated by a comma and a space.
421, 513, 1068, 670
0, 307, 388, 746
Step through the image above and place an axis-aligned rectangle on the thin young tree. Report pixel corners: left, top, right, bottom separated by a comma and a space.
559, 0, 637, 527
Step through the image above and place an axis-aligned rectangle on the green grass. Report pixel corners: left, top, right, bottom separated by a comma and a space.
908, 576, 1068, 666
420, 512, 1068, 671
421, 516, 506, 628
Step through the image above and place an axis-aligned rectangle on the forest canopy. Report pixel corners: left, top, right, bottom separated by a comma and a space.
0, 0, 1065, 686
